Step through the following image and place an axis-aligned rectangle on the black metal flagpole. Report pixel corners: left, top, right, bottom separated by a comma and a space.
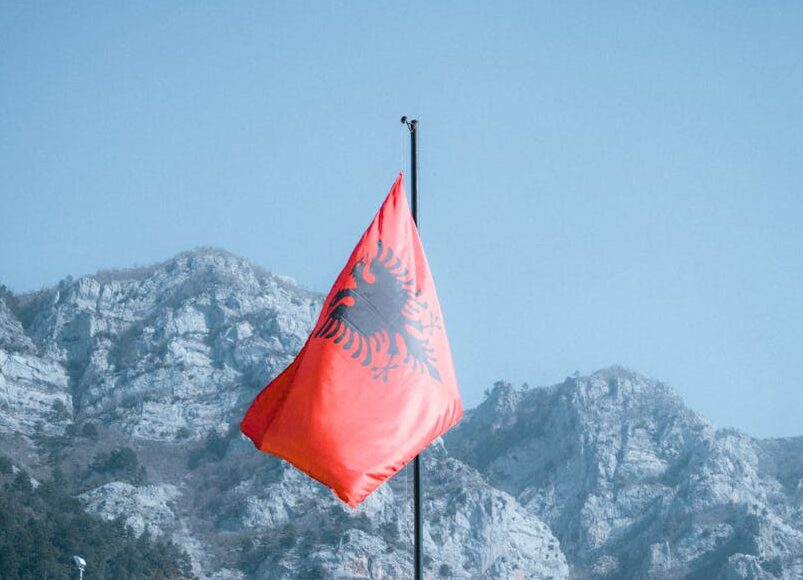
401, 115, 423, 580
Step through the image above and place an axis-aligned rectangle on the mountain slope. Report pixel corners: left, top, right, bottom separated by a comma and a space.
0, 249, 568, 579
0, 456, 193, 579
445, 369, 803, 579
1, 250, 801, 578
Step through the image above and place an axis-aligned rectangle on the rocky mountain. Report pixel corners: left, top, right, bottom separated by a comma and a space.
0, 249, 800, 579
445, 371, 803, 579
0, 250, 566, 579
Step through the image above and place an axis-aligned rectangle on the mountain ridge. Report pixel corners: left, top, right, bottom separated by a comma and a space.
1, 248, 801, 579
446, 367, 803, 579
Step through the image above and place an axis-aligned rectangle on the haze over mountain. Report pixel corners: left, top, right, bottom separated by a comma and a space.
0, 249, 800, 578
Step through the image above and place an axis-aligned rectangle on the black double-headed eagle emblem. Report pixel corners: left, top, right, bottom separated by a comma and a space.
314, 240, 442, 383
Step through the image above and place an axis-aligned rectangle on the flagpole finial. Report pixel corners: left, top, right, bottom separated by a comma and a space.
401, 116, 417, 132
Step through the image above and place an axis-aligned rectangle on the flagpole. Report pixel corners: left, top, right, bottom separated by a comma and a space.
401, 115, 423, 580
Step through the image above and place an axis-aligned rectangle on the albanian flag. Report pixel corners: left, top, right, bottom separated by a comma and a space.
241, 172, 462, 507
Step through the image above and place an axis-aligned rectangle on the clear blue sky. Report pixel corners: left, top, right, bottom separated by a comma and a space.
2, 2, 801, 438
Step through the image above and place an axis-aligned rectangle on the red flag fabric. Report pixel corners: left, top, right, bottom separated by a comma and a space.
241, 172, 462, 507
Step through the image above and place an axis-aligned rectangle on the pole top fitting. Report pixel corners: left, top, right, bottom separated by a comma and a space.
401, 116, 418, 132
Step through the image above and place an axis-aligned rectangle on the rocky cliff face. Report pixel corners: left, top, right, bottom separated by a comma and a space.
445, 370, 803, 579
0, 250, 800, 579
0, 250, 567, 579
4, 250, 319, 441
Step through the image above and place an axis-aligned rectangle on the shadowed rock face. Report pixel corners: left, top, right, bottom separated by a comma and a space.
0, 250, 568, 580
445, 370, 803, 579
1, 250, 801, 578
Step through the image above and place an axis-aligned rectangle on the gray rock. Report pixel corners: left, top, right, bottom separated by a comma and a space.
2, 250, 800, 579
0, 249, 567, 579
446, 368, 803, 579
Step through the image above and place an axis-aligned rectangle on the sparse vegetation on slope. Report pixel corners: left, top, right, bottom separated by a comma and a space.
0, 456, 193, 580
